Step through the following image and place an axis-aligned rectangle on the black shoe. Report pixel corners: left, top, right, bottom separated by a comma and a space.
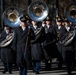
35, 72, 40, 74
9, 71, 12, 74
2, 70, 8, 74
19, 72, 21, 75
33, 69, 35, 72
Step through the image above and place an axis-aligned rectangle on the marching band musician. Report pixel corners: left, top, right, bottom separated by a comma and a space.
64, 18, 75, 75
60, 18, 75, 75
42, 16, 57, 70
55, 17, 64, 69
25, 15, 31, 26
0, 24, 13, 74
42, 20, 46, 27
11, 16, 35, 75
30, 20, 45, 74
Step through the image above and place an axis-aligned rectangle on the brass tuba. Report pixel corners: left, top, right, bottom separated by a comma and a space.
28, 1, 49, 22
2, 6, 23, 27
0, 30, 14, 47
60, 3, 76, 46
60, 29, 75, 46
66, 2, 76, 23
0, 6, 23, 47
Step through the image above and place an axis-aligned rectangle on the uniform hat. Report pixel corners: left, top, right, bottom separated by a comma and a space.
57, 18, 63, 22
26, 15, 31, 21
20, 16, 27, 22
56, 15, 61, 19
64, 18, 69, 22
61, 18, 65, 22
45, 16, 52, 21
26, 15, 30, 20
56, 15, 60, 18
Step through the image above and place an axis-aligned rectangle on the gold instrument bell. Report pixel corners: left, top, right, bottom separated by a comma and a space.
66, 2, 76, 23
2, 6, 23, 27
28, 1, 49, 22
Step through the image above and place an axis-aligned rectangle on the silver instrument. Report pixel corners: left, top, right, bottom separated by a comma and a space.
66, 2, 76, 23
60, 3, 76, 46
34, 27, 42, 35
0, 30, 14, 47
60, 29, 75, 46
28, 1, 49, 43
0, 6, 22, 47
2, 6, 23, 27
28, 1, 49, 22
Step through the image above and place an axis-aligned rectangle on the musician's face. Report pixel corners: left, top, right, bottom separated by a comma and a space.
27, 20, 29, 23
57, 22, 61, 26
65, 22, 70, 26
62, 22, 65, 26
21, 22, 26, 27
5, 27, 10, 30
46, 21, 50, 25
32, 21, 37, 25
42, 21, 45, 24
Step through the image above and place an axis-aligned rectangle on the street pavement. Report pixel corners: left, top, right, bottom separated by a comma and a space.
0, 59, 76, 75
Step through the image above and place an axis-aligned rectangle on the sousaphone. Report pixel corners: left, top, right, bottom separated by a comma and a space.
2, 6, 23, 27
0, 6, 23, 47
28, 0, 49, 38
28, 1, 49, 22
60, 3, 76, 46
66, 2, 76, 23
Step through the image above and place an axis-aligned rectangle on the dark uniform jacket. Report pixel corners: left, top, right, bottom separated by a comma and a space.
43, 24, 58, 59
30, 25, 45, 60
12, 26, 35, 65
0, 30, 13, 63
60, 25, 75, 61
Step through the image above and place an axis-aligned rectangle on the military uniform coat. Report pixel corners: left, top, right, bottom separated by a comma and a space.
30, 26, 44, 60
60, 26, 75, 61
60, 25, 75, 73
43, 25, 58, 59
0, 30, 13, 63
55, 26, 67, 60
12, 26, 35, 65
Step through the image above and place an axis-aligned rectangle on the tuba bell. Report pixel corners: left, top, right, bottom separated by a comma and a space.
66, 2, 76, 23
2, 6, 23, 27
60, 3, 76, 46
0, 6, 23, 47
28, 1, 49, 22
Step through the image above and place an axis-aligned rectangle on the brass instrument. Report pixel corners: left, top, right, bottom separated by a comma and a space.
60, 3, 76, 46
0, 30, 14, 47
28, 1, 49, 22
60, 30, 75, 46
0, 6, 23, 47
27, 1, 49, 43
2, 6, 23, 27
66, 2, 76, 23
